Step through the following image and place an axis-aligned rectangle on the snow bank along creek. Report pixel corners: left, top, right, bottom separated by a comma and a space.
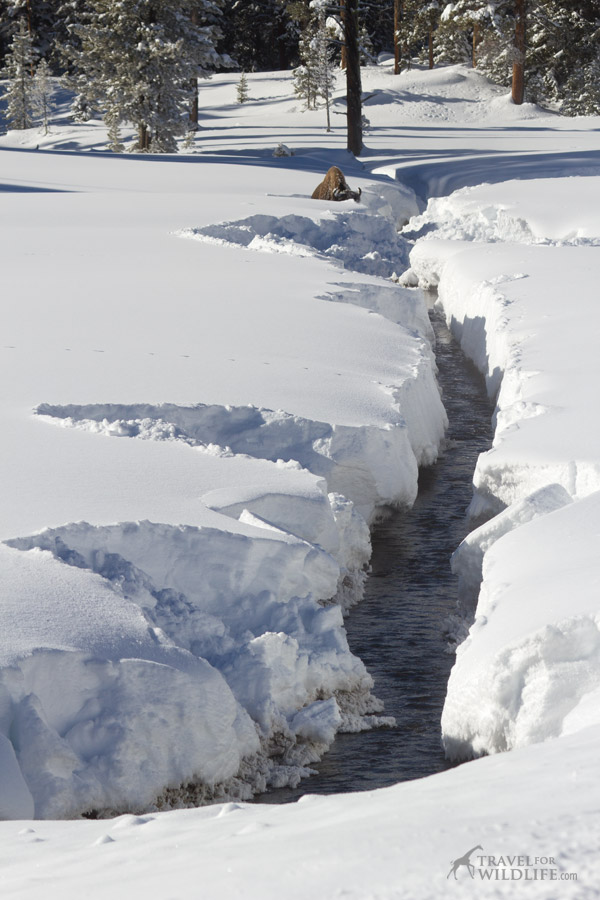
0, 180, 494, 819
257, 301, 494, 801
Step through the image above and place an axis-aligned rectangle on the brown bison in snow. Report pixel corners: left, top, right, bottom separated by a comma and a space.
311, 166, 361, 202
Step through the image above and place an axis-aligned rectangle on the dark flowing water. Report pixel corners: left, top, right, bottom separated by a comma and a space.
255, 304, 493, 803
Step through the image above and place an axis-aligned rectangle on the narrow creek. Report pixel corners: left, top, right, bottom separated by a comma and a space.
255, 299, 493, 803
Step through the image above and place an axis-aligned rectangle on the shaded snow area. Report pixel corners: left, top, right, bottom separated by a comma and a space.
2, 58, 600, 899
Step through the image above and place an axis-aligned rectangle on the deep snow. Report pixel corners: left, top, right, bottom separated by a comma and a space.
0, 67, 448, 817
2, 57, 600, 897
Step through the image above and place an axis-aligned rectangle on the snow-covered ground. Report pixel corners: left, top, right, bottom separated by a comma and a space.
1, 59, 600, 896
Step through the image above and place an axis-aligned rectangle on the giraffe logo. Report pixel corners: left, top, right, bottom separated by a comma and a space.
447, 845, 483, 880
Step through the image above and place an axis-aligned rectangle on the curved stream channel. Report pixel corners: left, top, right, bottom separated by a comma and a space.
255, 301, 493, 803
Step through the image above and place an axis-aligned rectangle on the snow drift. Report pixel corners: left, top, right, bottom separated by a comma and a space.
408, 175, 600, 760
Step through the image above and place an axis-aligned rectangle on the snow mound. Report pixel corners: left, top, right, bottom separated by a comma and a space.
181, 206, 412, 278
406, 177, 600, 247
443, 492, 600, 760
0, 542, 260, 818
451, 482, 573, 607
4, 520, 384, 817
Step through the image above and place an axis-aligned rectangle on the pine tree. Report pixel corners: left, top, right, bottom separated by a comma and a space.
313, 10, 337, 130
293, 8, 337, 129
294, 23, 319, 109
3, 0, 59, 66
32, 57, 52, 133
358, 24, 376, 65
398, 0, 443, 69
434, 1, 479, 66
67, 0, 226, 153
220, 0, 306, 72
56, 0, 96, 121
525, 0, 600, 113
236, 70, 250, 103
106, 109, 125, 152
2, 18, 35, 130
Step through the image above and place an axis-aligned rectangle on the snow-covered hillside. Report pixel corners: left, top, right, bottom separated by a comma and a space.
1, 59, 600, 897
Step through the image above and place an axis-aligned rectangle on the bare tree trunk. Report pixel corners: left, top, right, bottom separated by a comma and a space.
277, 14, 287, 70
139, 123, 150, 151
512, 0, 526, 104
345, 0, 362, 155
428, 28, 434, 69
26, 0, 34, 76
189, 6, 199, 129
189, 86, 199, 130
340, 0, 347, 70
472, 20, 481, 68
393, 0, 401, 74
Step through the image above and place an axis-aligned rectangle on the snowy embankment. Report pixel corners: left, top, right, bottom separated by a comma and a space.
406, 176, 600, 759
0, 134, 446, 817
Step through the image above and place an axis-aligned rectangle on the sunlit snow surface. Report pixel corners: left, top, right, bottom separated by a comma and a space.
1, 59, 600, 897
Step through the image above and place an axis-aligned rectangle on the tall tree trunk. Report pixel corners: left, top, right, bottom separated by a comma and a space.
393, 0, 401, 74
189, 6, 199, 129
189, 84, 199, 130
340, 0, 347, 70
472, 20, 481, 68
276, 14, 287, 69
512, 0, 526, 104
428, 28, 434, 69
139, 123, 150, 151
345, 0, 362, 155
26, 0, 34, 76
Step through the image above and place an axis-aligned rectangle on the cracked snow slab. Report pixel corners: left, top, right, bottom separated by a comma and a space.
181, 209, 412, 277
34, 398, 444, 524
178, 178, 421, 280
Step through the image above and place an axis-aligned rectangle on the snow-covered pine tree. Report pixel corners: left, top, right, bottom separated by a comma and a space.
1, 18, 35, 129
526, 0, 600, 114
236, 71, 250, 103
434, 0, 482, 67
68, 0, 226, 153
294, 23, 319, 109
294, 5, 336, 130
220, 0, 306, 72
3, 0, 59, 66
56, 0, 96, 121
32, 57, 52, 133
358, 24, 376, 65
311, 6, 337, 130
396, 0, 443, 69
433, 1, 512, 80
